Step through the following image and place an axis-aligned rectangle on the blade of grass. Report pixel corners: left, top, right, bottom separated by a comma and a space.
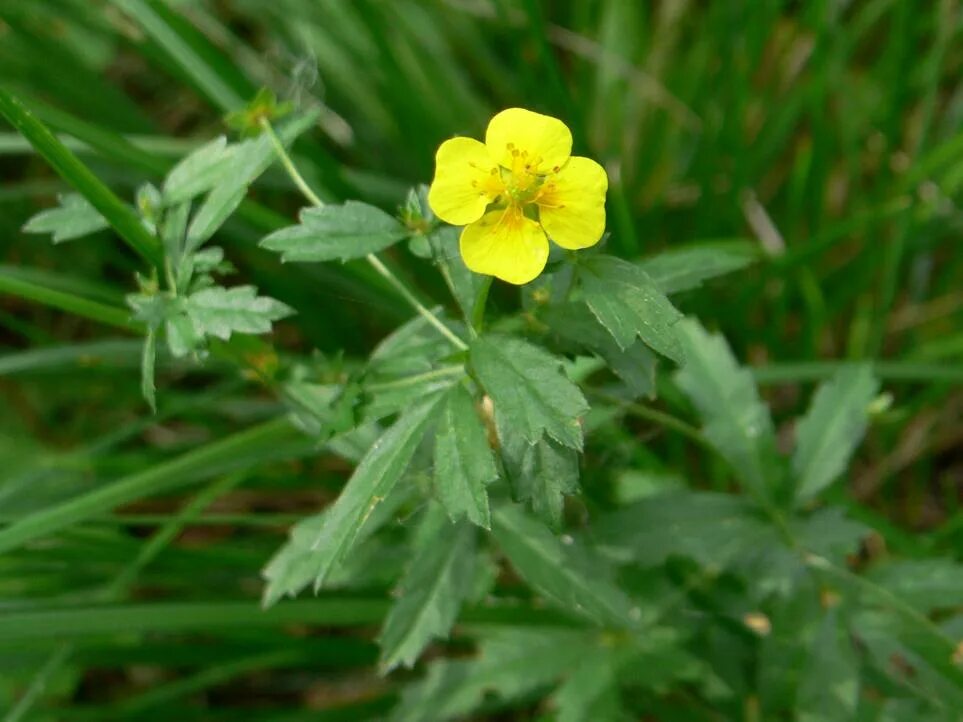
0, 268, 139, 332
0, 87, 163, 267
0, 417, 303, 555
0, 599, 574, 642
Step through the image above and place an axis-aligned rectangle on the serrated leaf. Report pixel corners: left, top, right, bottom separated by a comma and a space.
867, 559, 963, 612
492, 505, 637, 627
165, 312, 202, 358
259, 200, 408, 263
501, 434, 579, 530
140, 327, 157, 413
185, 285, 293, 340
792, 364, 879, 503
185, 110, 318, 251
797, 610, 859, 722
391, 628, 593, 722
639, 241, 758, 294
673, 319, 781, 501
543, 302, 657, 398
580, 254, 685, 363
592, 490, 776, 568
552, 651, 624, 722
126, 292, 170, 329
261, 480, 409, 607
308, 395, 443, 589
22, 193, 109, 243
470, 335, 587, 450
162, 135, 231, 204
378, 509, 476, 672
432, 385, 498, 529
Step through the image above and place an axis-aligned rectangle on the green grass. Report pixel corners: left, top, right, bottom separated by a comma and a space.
2, 0, 962, 720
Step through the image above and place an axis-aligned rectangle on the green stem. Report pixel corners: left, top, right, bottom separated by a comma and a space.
260, 118, 468, 351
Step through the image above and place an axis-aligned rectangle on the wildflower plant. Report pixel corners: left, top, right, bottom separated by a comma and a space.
3, 23, 961, 717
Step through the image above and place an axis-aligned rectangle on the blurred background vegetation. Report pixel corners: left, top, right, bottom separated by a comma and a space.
2, 0, 962, 719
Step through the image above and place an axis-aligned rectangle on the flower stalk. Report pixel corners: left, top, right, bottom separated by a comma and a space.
260, 118, 468, 352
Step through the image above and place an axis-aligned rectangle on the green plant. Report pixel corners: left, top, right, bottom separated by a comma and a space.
3, 2, 963, 721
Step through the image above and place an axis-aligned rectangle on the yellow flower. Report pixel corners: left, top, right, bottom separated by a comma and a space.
428, 108, 608, 285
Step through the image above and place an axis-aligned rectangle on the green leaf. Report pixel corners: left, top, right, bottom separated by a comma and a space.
141, 327, 157, 413
259, 200, 408, 263
378, 508, 477, 672
639, 241, 758, 294
867, 559, 963, 613
432, 385, 498, 529
579, 254, 685, 364
592, 490, 776, 568
185, 110, 318, 251
184, 285, 293, 340
162, 135, 232, 205
792, 364, 879, 503
543, 302, 657, 399
501, 434, 579, 530
165, 312, 203, 358
797, 610, 859, 722
307, 395, 443, 589
391, 628, 593, 722
551, 651, 624, 722
492, 505, 637, 627
261, 481, 409, 607
470, 335, 587, 450
673, 319, 781, 501
22, 193, 109, 243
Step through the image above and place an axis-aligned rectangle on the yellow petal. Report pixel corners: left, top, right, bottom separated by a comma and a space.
485, 108, 572, 173
537, 156, 608, 250
428, 137, 503, 226
459, 208, 549, 285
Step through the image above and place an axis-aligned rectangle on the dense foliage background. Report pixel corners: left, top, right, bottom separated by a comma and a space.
2, 1, 963, 720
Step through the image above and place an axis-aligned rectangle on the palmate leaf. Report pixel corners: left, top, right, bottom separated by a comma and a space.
432, 384, 498, 529
501, 433, 579, 530
261, 480, 407, 608
260, 200, 408, 262
470, 335, 587, 450
592, 490, 776, 569
391, 628, 595, 722
792, 364, 879, 504
639, 240, 758, 294
543, 301, 657, 399
307, 394, 443, 589
579, 254, 685, 364
22, 193, 109, 243
492, 505, 637, 628
378, 507, 477, 672
184, 285, 294, 340
673, 319, 781, 502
